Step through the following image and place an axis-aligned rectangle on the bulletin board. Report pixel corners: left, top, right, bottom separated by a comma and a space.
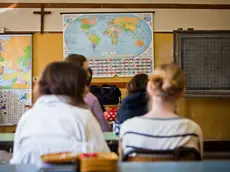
0, 34, 32, 125
63, 12, 154, 77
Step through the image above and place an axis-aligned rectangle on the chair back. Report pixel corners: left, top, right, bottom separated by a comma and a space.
122, 147, 201, 162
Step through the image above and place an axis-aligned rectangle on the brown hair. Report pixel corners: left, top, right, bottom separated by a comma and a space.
87, 67, 93, 86
65, 54, 87, 68
38, 62, 87, 108
149, 64, 185, 101
127, 73, 149, 95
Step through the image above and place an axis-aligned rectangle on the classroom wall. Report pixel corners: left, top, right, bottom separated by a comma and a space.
2, 32, 230, 140
1, 8, 230, 32
0, 2, 230, 139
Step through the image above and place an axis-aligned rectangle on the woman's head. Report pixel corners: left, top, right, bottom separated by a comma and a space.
87, 67, 93, 86
127, 73, 149, 94
148, 64, 185, 102
37, 62, 87, 107
65, 54, 89, 70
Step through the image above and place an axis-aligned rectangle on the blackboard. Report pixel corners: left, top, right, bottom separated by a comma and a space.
174, 31, 230, 97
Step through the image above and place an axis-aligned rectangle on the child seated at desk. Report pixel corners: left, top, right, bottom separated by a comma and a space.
117, 73, 149, 124
119, 64, 203, 157
10, 62, 109, 165
65, 54, 111, 132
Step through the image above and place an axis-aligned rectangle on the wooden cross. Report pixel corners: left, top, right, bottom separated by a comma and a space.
33, 4, 51, 34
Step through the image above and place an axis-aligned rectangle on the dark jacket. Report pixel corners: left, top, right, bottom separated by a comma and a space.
117, 92, 148, 123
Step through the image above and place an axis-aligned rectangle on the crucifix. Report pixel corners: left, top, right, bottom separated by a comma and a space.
33, 4, 51, 34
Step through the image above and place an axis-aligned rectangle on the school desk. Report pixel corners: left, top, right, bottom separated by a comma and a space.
0, 133, 117, 142
39, 161, 230, 172
1, 133, 230, 159
0, 133, 118, 152
0, 164, 36, 172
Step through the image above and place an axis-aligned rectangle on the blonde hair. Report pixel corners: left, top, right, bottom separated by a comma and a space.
149, 64, 185, 101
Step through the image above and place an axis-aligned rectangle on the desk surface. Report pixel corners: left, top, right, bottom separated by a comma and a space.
39, 161, 230, 172
0, 165, 36, 172
119, 161, 230, 172
0, 133, 14, 142
104, 132, 119, 141
0, 132, 118, 142
0, 161, 229, 172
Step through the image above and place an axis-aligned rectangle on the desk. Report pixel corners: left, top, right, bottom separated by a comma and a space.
0, 164, 36, 172
0, 133, 117, 142
104, 132, 119, 141
39, 161, 230, 172
119, 161, 230, 172
0, 133, 14, 151
1, 133, 230, 158
0, 133, 118, 152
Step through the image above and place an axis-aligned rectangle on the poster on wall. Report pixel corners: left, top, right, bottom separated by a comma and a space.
0, 34, 32, 125
63, 13, 154, 77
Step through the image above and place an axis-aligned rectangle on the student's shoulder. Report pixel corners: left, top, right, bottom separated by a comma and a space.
17, 108, 34, 125
86, 92, 98, 102
182, 117, 203, 134
70, 105, 92, 116
120, 117, 144, 133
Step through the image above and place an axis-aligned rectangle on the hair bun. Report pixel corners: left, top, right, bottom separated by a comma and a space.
150, 75, 163, 90
162, 79, 178, 96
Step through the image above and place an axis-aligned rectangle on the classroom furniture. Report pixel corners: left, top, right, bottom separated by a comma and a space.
0, 133, 118, 153
103, 132, 118, 141
0, 133, 116, 143
1, 133, 229, 159
0, 164, 36, 172
0, 161, 230, 172
39, 161, 230, 172
119, 161, 230, 172
122, 147, 201, 162
104, 132, 119, 153
0, 133, 14, 152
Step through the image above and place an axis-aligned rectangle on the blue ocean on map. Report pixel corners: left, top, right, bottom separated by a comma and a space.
64, 14, 152, 58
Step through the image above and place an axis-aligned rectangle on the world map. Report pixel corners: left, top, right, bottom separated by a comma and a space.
63, 13, 153, 58
0, 35, 32, 89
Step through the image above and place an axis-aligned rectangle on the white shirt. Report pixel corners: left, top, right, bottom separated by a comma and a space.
120, 116, 203, 156
10, 95, 109, 166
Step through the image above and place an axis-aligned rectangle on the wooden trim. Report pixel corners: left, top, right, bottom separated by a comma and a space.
4, 31, 172, 34
32, 81, 127, 88
0, 3, 230, 9
91, 82, 127, 88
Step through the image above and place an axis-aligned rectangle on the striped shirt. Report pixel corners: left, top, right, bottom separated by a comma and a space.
120, 116, 203, 156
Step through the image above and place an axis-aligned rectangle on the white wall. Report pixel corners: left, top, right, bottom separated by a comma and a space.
0, 8, 230, 32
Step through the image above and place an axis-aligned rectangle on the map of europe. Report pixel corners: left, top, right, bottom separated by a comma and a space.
0, 35, 32, 89
63, 13, 153, 58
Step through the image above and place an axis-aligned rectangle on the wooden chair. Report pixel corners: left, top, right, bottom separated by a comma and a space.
122, 147, 201, 162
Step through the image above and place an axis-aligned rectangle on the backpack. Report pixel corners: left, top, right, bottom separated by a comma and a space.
89, 84, 122, 106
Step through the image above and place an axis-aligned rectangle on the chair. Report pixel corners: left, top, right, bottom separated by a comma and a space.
122, 147, 201, 162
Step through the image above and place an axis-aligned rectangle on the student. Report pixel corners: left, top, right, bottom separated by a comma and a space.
117, 73, 148, 123
119, 64, 203, 157
10, 62, 109, 165
84, 67, 111, 132
65, 54, 89, 70
65, 54, 111, 132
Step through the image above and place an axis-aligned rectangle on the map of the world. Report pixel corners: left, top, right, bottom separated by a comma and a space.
63, 13, 153, 77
